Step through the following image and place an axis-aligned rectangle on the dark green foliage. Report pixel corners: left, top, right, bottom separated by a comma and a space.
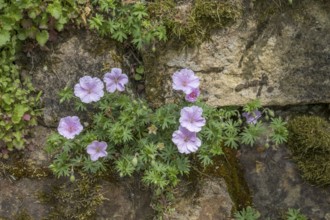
286, 208, 307, 220
0, 0, 86, 47
0, 38, 40, 153
89, 1, 167, 50
234, 206, 260, 220
0, 0, 86, 154
233, 206, 308, 220
287, 115, 330, 185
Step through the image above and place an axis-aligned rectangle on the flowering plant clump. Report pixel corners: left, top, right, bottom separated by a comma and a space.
46, 67, 288, 215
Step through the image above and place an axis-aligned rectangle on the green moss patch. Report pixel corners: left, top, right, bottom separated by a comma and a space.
0, 158, 50, 180
189, 148, 252, 213
204, 148, 252, 211
148, 0, 241, 46
287, 115, 330, 186
39, 173, 105, 220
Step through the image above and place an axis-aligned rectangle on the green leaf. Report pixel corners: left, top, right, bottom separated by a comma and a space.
112, 30, 127, 42
136, 66, 144, 74
12, 104, 29, 124
2, 93, 13, 105
0, 30, 10, 47
0, 0, 6, 10
17, 31, 28, 41
134, 74, 142, 81
36, 30, 49, 46
47, 1, 62, 19
234, 206, 260, 220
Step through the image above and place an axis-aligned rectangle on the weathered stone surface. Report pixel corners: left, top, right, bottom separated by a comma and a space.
0, 177, 153, 219
23, 30, 122, 127
145, 0, 330, 107
96, 180, 154, 220
0, 178, 52, 219
168, 178, 234, 220
238, 104, 330, 219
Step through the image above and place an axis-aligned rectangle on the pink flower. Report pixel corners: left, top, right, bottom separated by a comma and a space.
104, 68, 129, 93
22, 113, 31, 121
185, 88, 200, 102
57, 116, 83, 139
74, 76, 104, 103
179, 106, 206, 132
172, 69, 200, 94
172, 126, 201, 154
87, 141, 108, 161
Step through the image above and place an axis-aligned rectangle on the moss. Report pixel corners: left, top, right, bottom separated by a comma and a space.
203, 148, 252, 211
39, 173, 105, 220
0, 157, 50, 180
148, 0, 241, 47
188, 148, 252, 213
287, 115, 330, 186
13, 209, 33, 220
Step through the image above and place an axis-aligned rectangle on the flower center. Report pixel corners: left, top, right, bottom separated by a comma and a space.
68, 125, 75, 132
189, 92, 196, 98
87, 88, 92, 94
189, 118, 194, 123
95, 147, 101, 153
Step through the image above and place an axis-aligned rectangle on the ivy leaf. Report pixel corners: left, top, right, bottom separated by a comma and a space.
12, 104, 29, 124
136, 66, 144, 74
36, 30, 49, 46
2, 93, 13, 105
0, 30, 10, 47
134, 74, 142, 81
47, 1, 62, 19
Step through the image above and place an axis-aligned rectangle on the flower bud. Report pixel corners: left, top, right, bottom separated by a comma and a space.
268, 110, 275, 118
70, 175, 75, 182
132, 156, 138, 166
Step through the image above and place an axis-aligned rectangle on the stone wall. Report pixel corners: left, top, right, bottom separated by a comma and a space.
145, 0, 330, 107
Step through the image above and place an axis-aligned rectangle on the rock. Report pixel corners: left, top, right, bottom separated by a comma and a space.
96, 180, 154, 220
22, 30, 122, 127
145, 0, 330, 107
0, 177, 153, 219
0, 178, 52, 219
169, 178, 234, 220
238, 144, 330, 219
